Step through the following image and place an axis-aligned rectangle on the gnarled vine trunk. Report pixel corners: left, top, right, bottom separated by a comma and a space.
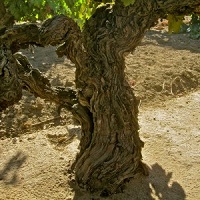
1, 0, 200, 194
72, 1, 160, 193
72, 0, 200, 193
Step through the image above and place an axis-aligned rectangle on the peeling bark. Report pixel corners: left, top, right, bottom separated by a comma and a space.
0, 45, 22, 111
14, 53, 77, 109
0, 0, 200, 194
73, 0, 200, 193
0, 15, 82, 108
73, 1, 160, 193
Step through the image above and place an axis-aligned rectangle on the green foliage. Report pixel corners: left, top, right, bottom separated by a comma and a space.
3, 0, 200, 38
3, 0, 100, 27
167, 14, 200, 39
66, 0, 99, 27
180, 14, 200, 39
121, 0, 135, 7
188, 14, 200, 39
3, 0, 70, 22
167, 14, 184, 34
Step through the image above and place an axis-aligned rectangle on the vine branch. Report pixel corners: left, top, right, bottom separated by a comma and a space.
0, 15, 85, 110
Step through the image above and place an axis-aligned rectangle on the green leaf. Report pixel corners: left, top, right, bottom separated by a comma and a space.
167, 14, 184, 34
121, 0, 136, 7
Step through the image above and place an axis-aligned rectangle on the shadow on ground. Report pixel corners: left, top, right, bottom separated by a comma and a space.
144, 30, 200, 53
124, 162, 186, 200
0, 151, 27, 185
71, 163, 186, 200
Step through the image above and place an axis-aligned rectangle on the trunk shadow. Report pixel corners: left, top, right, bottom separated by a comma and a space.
71, 162, 186, 200
122, 162, 186, 200
0, 151, 27, 185
144, 30, 200, 53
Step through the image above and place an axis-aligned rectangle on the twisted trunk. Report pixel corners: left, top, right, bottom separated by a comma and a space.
0, 0, 200, 194
73, 1, 160, 193
73, 0, 200, 193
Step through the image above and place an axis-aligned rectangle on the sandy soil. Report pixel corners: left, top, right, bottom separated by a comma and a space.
0, 27, 200, 200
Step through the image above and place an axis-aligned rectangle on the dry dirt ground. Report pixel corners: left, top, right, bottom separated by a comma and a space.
0, 27, 200, 200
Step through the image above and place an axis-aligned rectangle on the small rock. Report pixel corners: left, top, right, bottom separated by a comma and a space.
12, 138, 17, 144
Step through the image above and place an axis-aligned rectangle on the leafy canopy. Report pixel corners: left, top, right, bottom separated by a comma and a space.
3, 0, 200, 37
3, 0, 136, 25
122, 0, 135, 6
3, 0, 107, 26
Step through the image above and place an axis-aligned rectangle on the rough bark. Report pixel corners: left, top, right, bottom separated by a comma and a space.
0, 45, 22, 111
0, 15, 80, 109
72, 0, 200, 193
73, 1, 160, 193
0, 0, 200, 195
14, 53, 77, 109
0, 14, 93, 150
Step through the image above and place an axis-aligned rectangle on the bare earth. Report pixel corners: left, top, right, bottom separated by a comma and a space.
0, 28, 200, 200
